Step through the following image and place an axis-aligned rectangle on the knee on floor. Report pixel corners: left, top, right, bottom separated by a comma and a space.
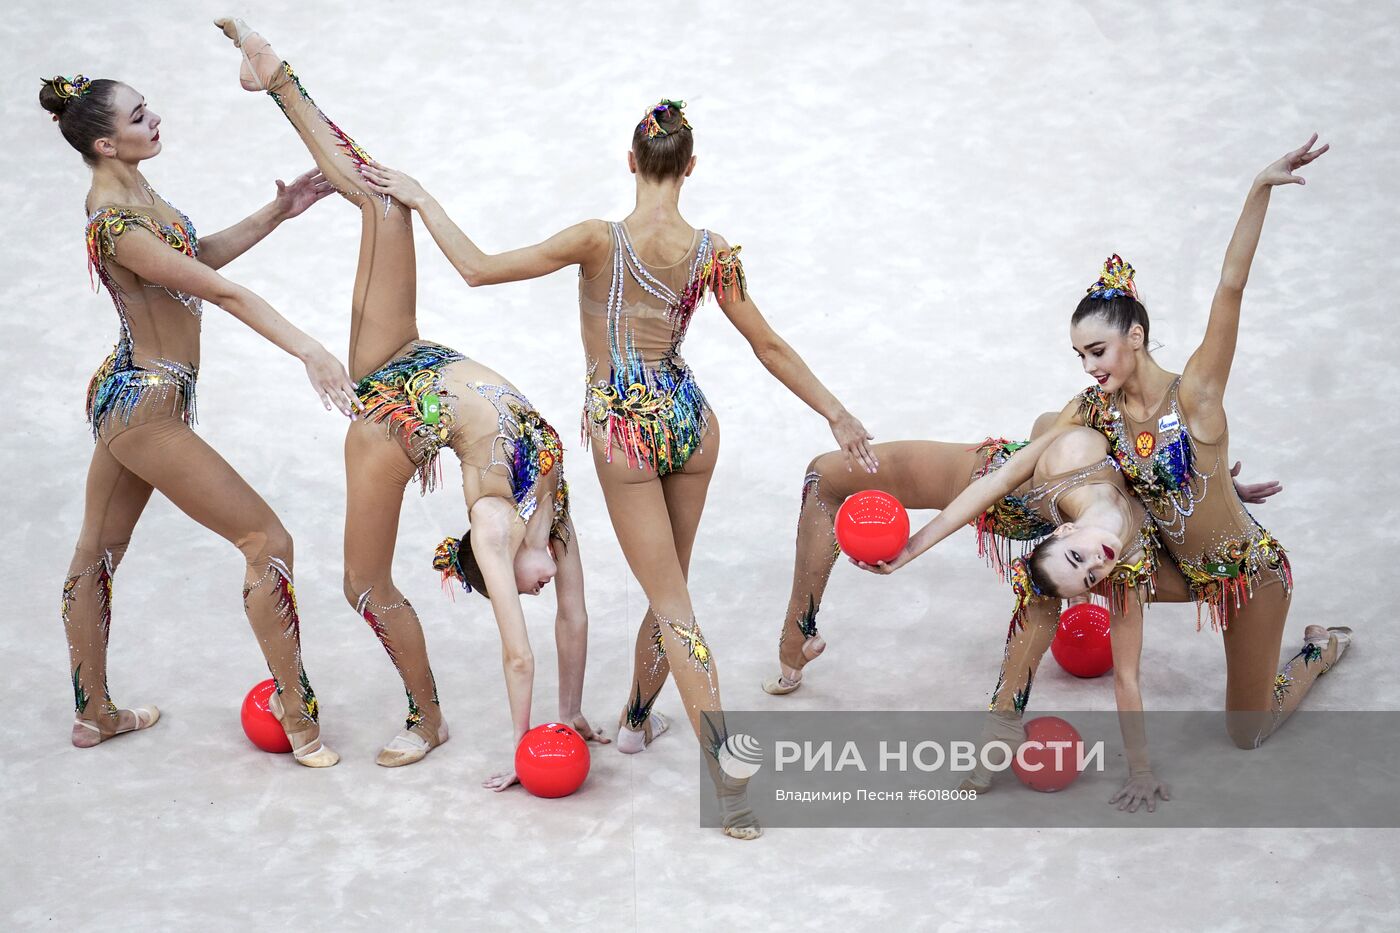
1225, 710, 1271, 750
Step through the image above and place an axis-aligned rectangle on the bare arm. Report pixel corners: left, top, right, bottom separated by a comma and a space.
549, 527, 607, 743
711, 234, 877, 472
1106, 596, 1171, 812
469, 500, 534, 790
858, 427, 1070, 574
197, 169, 334, 270
1180, 135, 1328, 438
357, 162, 611, 284
110, 229, 358, 415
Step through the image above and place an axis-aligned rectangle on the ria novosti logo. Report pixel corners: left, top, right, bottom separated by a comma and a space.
717, 733, 764, 778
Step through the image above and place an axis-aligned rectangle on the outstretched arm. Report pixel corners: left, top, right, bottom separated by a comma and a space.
197, 169, 335, 269
358, 162, 611, 284
1180, 134, 1328, 437
858, 427, 1069, 574
711, 234, 877, 473
108, 229, 358, 415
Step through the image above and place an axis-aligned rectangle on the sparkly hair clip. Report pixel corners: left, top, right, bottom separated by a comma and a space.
46, 74, 92, 120
1086, 253, 1139, 301
639, 99, 692, 139
432, 535, 472, 593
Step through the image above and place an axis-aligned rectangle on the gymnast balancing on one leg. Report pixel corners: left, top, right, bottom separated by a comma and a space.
358, 100, 877, 838
216, 20, 607, 785
42, 72, 359, 765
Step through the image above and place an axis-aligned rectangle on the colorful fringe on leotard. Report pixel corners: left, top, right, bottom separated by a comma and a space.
969, 438, 1057, 574
86, 348, 199, 440
356, 343, 465, 494
584, 358, 709, 476
1176, 531, 1293, 633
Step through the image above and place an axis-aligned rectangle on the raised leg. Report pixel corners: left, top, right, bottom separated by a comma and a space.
215, 18, 419, 377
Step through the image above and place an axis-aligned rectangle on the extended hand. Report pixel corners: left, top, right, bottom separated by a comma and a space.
850, 543, 914, 576
482, 768, 521, 793
1230, 460, 1282, 505
1109, 770, 1170, 813
1256, 134, 1329, 187
303, 346, 361, 418
359, 161, 429, 210
830, 410, 879, 474
273, 168, 334, 220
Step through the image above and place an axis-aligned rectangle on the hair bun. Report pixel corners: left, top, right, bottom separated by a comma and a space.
39, 74, 93, 121
38, 81, 70, 120
1086, 253, 1138, 301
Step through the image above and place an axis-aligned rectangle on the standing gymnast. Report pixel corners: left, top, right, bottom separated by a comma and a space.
359, 99, 876, 838
216, 20, 607, 785
43, 71, 358, 765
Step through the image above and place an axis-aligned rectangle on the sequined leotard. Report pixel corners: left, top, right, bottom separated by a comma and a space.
578, 221, 743, 475
1078, 378, 1291, 629
355, 340, 570, 544
1021, 453, 1163, 610
988, 446, 1164, 716
84, 191, 202, 440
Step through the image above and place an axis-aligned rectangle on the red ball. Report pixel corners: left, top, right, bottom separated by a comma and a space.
515, 723, 591, 798
835, 490, 910, 564
240, 679, 292, 753
1052, 603, 1114, 678
1012, 716, 1084, 792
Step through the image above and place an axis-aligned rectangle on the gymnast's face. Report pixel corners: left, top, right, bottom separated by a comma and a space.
1072, 316, 1143, 394
1036, 523, 1119, 596
98, 84, 162, 163
514, 540, 558, 596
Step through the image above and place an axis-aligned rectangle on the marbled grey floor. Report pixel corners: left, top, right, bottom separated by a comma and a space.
2, 0, 1397, 930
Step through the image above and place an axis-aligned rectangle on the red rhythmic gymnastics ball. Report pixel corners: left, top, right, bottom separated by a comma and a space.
1012, 716, 1084, 792
515, 723, 591, 798
835, 490, 910, 564
241, 678, 292, 753
1052, 603, 1114, 678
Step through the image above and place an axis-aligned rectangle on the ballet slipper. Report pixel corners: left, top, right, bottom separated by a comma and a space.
267, 690, 339, 768
376, 720, 450, 768
214, 17, 289, 93
711, 766, 763, 840
71, 705, 160, 748
762, 635, 826, 696
616, 710, 670, 755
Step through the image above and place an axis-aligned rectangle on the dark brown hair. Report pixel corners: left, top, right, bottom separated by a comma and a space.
39, 77, 121, 164
631, 103, 693, 181
1071, 293, 1152, 347
455, 531, 490, 599
1027, 538, 1070, 599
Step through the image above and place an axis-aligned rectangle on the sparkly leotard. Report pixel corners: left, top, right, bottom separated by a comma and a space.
84, 189, 202, 440
578, 221, 743, 476
970, 438, 1058, 571
1078, 378, 1291, 629
356, 340, 570, 542
1020, 453, 1163, 610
